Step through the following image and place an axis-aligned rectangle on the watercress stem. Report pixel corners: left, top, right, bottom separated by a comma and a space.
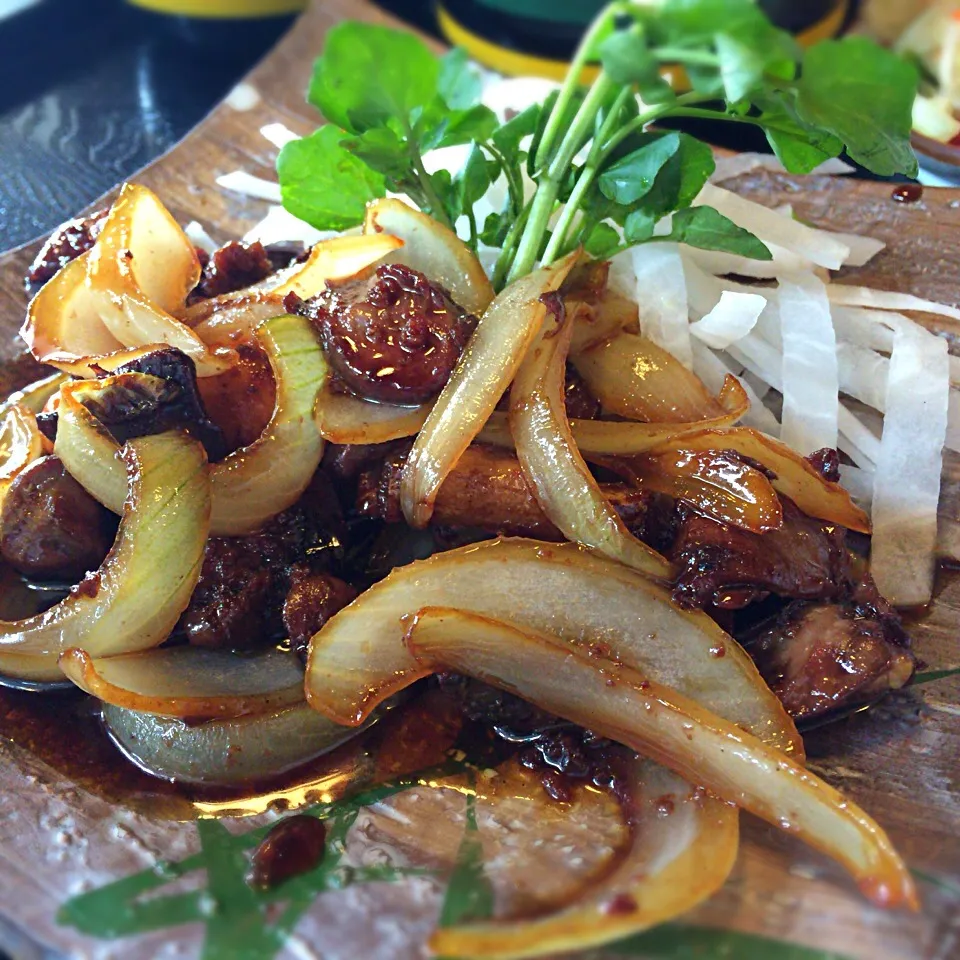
599, 91, 714, 162
652, 46, 721, 66
534, 1, 626, 172
484, 142, 525, 218
508, 72, 617, 283
492, 203, 532, 290
409, 147, 454, 230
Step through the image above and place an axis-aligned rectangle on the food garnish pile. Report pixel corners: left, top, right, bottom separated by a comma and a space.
2, 0, 952, 954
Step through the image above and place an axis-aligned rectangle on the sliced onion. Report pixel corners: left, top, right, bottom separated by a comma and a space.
54, 314, 326, 536
364, 198, 494, 316
480, 378, 744, 456
401, 252, 580, 528
0, 403, 48, 506
60, 647, 304, 721
102, 700, 371, 786
314, 382, 429, 444
208, 313, 326, 535
0, 372, 68, 416
568, 290, 639, 354
621, 449, 782, 533
508, 287, 673, 580
571, 331, 725, 423
23, 184, 235, 378
649, 427, 870, 533
271, 232, 405, 298
430, 757, 739, 959
407, 608, 916, 911
184, 292, 287, 341
0, 432, 210, 682
305, 537, 801, 759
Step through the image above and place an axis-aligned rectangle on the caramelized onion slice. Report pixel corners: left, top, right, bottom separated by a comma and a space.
621, 449, 783, 533
271, 232, 405, 297
102, 700, 372, 786
209, 312, 327, 535
60, 647, 304, 721
407, 608, 916, 911
305, 538, 800, 758
54, 314, 326, 536
571, 331, 725, 422
314, 383, 429, 444
0, 372, 68, 416
650, 427, 871, 533
364, 198, 494, 316
0, 404, 48, 504
509, 283, 672, 580
23, 184, 234, 377
186, 292, 287, 342
477, 376, 748, 454
0, 432, 210, 682
430, 757, 739, 959
401, 252, 580, 528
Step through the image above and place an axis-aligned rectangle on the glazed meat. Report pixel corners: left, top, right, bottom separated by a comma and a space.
180, 473, 347, 649
297, 263, 477, 404
191, 241, 275, 300
0, 456, 116, 581
671, 497, 851, 610
196, 341, 276, 453
742, 598, 915, 720
563, 364, 601, 420
282, 566, 358, 655
360, 444, 652, 539
25, 208, 109, 293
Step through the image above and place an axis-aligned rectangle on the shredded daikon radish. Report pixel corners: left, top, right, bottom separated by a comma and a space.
260, 122, 301, 149
695, 184, 850, 270
690, 341, 780, 433
727, 334, 783, 392
870, 322, 949, 606
629, 242, 692, 369
837, 342, 890, 412
184, 221, 217, 254
690, 291, 766, 349
839, 464, 874, 511
243, 204, 338, 247
831, 306, 896, 353
827, 232, 886, 267
827, 284, 960, 323
678, 252, 724, 319
838, 404, 881, 467
684, 242, 812, 280
779, 273, 839, 454
215, 171, 283, 203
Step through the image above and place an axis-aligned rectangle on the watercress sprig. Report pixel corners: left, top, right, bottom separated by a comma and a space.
278, 0, 918, 291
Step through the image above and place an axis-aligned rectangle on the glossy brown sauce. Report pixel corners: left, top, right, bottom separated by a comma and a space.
891, 184, 923, 204
0, 685, 463, 822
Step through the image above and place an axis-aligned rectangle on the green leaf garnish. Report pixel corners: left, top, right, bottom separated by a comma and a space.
279, 2, 919, 282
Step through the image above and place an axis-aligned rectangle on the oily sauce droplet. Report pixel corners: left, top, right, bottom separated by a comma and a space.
247, 814, 327, 890
891, 184, 923, 204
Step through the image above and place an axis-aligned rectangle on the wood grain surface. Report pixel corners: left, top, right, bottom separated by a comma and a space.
0, 2, 957, 959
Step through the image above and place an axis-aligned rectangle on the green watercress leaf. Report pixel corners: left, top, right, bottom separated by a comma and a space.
795, 37, 919, 177
663, 205, 771, 259
342, 127, 410, 181
583, 221, 623, 258
715, 26, 796, 103
438, 47, 482, 110
308, 21, 438, 134
760, 103, 844, 174
598, 131, 681, 205
599, 28, 673, 102
493, 102, 541, 156
457, 145, 499, 215
277, 126, 385, 231
433, 104, 500, 150
623, 208, 657, 244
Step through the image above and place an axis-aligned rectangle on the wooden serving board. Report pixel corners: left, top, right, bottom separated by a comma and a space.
0, 3, 958, 959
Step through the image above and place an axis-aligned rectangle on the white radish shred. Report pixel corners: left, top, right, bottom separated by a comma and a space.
779, 273, 839, 454
837, 405, 881, 468
630, 242, 693, 369
870, 323, 949, 606
184, 221, 217, 254
215, 171, 283, 203
690, 341, 780, 433
837, 342, 891, 412
826, 284, 960, 323
243, 204, 339, 247
839, 464, 874, 511
828, 232, 886, 267
695, 183, 850, 270
260, 122, 301, 149
690, 291, 766, 349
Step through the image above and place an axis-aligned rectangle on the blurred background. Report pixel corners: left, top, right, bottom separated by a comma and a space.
0, 0, 938, 250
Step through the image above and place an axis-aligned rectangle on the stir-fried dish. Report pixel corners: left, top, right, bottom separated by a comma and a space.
0, 2, 948, 955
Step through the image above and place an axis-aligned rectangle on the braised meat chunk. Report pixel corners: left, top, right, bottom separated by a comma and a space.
671, 497, 851, 610
282, 566, 358, 655
297, 263, 477, 404
742, 599, 915, 720
0, 456, 116, 581
191, 241, 274, 300
25, 208, 109, 293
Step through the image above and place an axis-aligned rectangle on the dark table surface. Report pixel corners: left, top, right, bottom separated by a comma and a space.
0, 0, 436, 254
